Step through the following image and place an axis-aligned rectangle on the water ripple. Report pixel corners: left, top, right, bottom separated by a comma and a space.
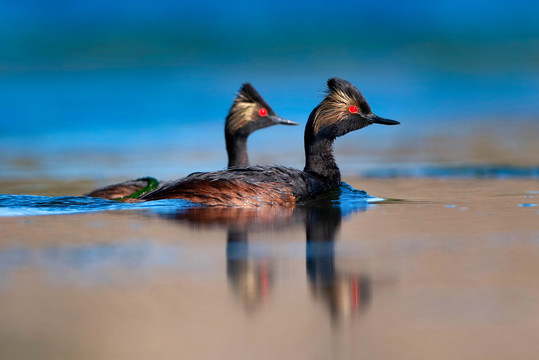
0, 183, 380, 217
0, 194, 195, 217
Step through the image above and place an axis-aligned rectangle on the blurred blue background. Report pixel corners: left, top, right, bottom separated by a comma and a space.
0, 0, 538, 181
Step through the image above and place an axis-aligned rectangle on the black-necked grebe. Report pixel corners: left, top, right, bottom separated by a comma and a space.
84, 83, 297, 200
137, 77, 399, 206
225, 83, 297, 168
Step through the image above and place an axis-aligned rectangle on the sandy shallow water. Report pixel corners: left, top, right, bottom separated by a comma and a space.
0, 177, 538, 360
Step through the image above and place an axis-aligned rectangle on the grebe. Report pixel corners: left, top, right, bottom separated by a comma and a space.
136, 77, 399, 206
225, 83, 297, 168
84, 83, 297, 200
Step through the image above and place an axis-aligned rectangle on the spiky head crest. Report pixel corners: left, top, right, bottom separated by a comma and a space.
312, 77, 372, 135
225, 83, 274, 135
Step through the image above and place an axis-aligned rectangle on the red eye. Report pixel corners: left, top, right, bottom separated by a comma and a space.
258, 108, 268, 117
349, 105, 358, 114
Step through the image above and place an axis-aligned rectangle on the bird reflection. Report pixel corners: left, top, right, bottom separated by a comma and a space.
226, 229, 273, 312
305, 203, 371, 320
155, 186, 373, 319
158, 206, 295, 312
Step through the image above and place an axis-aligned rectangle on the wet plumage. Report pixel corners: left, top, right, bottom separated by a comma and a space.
83, 177, 157, 201
137, 165, 331, 206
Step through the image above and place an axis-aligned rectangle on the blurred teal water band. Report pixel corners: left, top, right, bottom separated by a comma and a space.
1, 0, 538, 181
361, 165, 539, 179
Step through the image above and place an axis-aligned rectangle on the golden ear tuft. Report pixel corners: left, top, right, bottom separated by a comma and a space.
313, 88, 358, 134
226, 101, 256, 134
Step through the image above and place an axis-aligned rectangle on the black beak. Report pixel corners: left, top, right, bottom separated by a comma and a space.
270, 115, 299, 126
369, 114, 400, 125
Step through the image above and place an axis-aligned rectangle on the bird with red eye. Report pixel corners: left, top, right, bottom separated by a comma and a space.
84, 83, 298, 200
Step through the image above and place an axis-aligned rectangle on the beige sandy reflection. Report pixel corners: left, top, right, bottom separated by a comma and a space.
2, 179, 539, 359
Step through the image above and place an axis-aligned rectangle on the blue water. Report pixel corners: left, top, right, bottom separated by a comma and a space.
323, 182, 382, 217
1, 70, 537, 181
0, 194, 197, 217
1, 1, 538, 182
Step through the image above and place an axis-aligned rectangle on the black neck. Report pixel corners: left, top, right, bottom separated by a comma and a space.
226, 133, 249, 168
303, 108, 341, 186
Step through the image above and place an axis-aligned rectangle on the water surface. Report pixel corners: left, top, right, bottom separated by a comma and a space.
1, 178, 538, 359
